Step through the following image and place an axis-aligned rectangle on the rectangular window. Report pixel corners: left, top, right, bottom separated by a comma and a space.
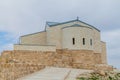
90, 39, 92, 46
73, 38, 75, 45
83, 38, 85, 45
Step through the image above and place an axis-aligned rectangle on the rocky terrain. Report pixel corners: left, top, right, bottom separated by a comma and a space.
77, 69, 120, 80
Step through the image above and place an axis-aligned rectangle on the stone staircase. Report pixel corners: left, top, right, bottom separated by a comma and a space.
17, 67, 93, 80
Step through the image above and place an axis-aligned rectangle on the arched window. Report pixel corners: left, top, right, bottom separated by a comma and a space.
72, 38, 75, 45
83, 38, 85, 45
90, 39, 92, 46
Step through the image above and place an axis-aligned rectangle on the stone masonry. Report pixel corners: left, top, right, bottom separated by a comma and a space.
0, 49, 113, 80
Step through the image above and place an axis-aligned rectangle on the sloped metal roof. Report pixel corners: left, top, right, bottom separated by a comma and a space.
46, 22, 59, 26
47, 19, 100, 32
62, 24, 93, 30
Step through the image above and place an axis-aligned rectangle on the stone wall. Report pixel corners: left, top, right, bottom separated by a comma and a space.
21, 31, 46, 45
0, 51, 56, 66
0, 49, 113, 80
0, 49, 111, 69
62, 27, 94, 50
0, 50, 56, 79
0, 63, 45, 80
101, 41, 107, 64
55, 49, 102, 69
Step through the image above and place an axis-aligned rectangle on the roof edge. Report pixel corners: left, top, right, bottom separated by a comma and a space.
77, 20, 100, 32
21, 31, 46, 37
14, 44, 56, 46
49, 19, 77, 27
48, 19, 100, 32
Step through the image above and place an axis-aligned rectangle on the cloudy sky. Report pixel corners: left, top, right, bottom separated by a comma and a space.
0, 0, 120, 69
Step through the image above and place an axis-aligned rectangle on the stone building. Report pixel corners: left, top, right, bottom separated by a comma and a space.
14, 19, 107, 64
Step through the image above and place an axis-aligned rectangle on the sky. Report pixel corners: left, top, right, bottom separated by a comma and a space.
0, 0, 120, 69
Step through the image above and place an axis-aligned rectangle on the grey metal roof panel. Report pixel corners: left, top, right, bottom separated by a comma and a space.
77, 20, 100, 32
62, 24, 93, 30
48, 19, 77, 27
69, 24, 81, 27
46, 22, 59, 26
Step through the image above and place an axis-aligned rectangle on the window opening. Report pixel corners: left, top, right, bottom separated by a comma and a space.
90, 39, 92, 46
83, 38, 85, 45
73, 38, 75, 45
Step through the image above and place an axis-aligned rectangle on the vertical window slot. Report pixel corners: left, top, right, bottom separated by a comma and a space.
90, 39, 92, 46
73, 38, 75, 45
83, 38, 85, 45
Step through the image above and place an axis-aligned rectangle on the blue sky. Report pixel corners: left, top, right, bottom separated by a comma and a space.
0, 0, 120, 69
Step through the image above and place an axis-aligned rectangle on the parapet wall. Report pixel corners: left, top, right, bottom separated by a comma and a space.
14, 44, 56, 52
